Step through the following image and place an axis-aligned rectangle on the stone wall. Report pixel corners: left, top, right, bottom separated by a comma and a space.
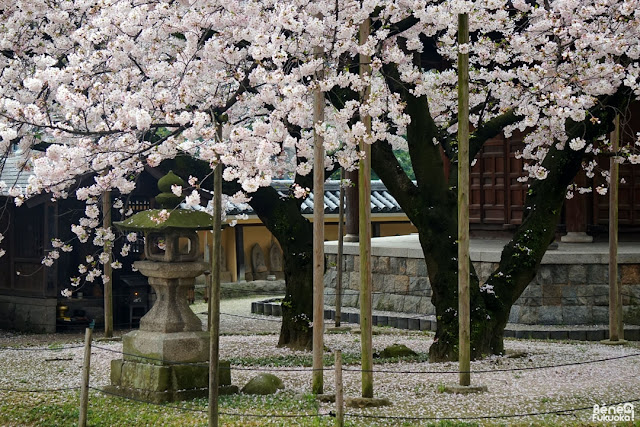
0, 295, 57, 332
324, 253, 640, 325
503, 263, 640, 325
324, 254, 435, 316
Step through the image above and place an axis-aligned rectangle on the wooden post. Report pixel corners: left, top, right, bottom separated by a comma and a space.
206, 270, 212, 328
359, 17, 374, 399
334, 350, 344, 427
344, 169, 359, 242
312, 42, 326, 395
457, 12, 471, 387
102, 192, 113, 338
609, 115, 621, 342
335, 168, 345, 327
208, 123, 223, 427
78, 327, 93, 427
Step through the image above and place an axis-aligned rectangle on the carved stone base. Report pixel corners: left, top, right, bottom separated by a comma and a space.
123, 330, 210, 364
109, 359, 236, 403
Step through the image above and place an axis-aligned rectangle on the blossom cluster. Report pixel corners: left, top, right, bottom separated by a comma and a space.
0, 0, 638, 292
0, 0, 637, 192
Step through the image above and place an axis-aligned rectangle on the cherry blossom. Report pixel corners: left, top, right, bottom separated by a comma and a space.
0, 0, 638, 297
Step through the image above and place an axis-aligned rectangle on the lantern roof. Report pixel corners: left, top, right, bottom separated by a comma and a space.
114, 170, 214, 232
114, 208, 214, 232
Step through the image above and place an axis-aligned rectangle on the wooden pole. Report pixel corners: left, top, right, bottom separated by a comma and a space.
359, 17, 374, 399
102, 192, 113, 338
208, 123, 223, 427
609, 115, 621, 342
457, 12, 471, 387
78, 327, 93, 427
312, 42, 326, 395
344, 169, 359, 242
206, 269, 212, 330
334, 350, 344, 427
335, 168, 345, 327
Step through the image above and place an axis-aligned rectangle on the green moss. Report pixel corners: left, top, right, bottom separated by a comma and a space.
114, 209, 214, 231
157, 170, 185, 193
240, 373, 284, 395
377, 343, 417, 358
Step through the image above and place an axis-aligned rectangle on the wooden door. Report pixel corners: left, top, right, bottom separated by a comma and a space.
470, 135, 527, 227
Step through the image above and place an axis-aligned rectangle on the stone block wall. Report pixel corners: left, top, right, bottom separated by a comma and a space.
324, 254, 435, 316
505, 263, 640, 325
324, 254, 640, 325
0, 295, 57, 332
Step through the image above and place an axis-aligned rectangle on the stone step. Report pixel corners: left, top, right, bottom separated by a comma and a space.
251, 299, 640, 341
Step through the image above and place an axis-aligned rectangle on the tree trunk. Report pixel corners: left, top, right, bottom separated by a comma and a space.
245, 186, 314, 350
169, 156, 318, 351
371, 92, 619, 361
278, 249, 313, 350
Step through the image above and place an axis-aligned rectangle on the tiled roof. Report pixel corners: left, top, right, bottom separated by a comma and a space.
227, 180, 403, 216
0, 155, 405, 216
0, 151, 33, 197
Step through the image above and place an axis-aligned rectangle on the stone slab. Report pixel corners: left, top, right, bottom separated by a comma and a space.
123, 330, 209, 364
325, 235, 640, 264
252, 302, 640, 342
0, 295, 57, 333
315, 393, 336, 403
441, 384, 488, 394
345, 397, 392, 408
419, 318, 431, 331
408, 318, 420, 330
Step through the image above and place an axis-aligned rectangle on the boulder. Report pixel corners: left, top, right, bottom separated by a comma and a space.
241, 373, 284, 395
376, 343, 417, 358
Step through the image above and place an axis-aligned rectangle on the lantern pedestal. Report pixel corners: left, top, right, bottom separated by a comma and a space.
108, 260, 223, 402
108, 171, 239, 402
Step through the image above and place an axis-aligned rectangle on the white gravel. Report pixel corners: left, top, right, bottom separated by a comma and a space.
1, 297, 639, 425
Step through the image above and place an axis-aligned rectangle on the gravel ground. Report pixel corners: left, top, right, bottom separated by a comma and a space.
196, 295, 284, 335
0, 295, 283, 347
1, 296, 640, 425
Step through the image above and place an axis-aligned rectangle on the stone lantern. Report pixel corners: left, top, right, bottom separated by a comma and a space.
108, 171, 232, 402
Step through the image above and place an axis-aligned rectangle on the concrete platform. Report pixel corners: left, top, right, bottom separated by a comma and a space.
252, 300, 640, 341
324, 234, 640, 264
322, 234, 640, 327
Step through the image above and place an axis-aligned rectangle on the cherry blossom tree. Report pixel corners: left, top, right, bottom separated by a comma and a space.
1, 0, 640, 359
326, 0, 640, 360
0, 0, 325, 349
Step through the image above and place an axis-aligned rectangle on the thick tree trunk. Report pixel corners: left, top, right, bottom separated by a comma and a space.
411, 195, 504, 362
167, 158, 315, 349
372, 136, 573, 361
278, 250, 313, 350
246, 186, 314, 351
372, 92, 618, 361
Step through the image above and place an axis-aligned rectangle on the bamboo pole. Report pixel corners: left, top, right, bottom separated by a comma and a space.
457, 12, 471, 387
608, 115, 621, 342
102, 192, 113, 338
312, 42, 326, 395
359, 17, 374, 399
334, 350, 344, 427
78, 327, 93, 427
335, 168, 345, 327
208, 123, 223, 427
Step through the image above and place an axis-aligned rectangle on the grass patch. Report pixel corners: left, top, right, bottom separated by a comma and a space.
227, 352, 431, 367
0, 390, 335, 427
0, 388, 490, 426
